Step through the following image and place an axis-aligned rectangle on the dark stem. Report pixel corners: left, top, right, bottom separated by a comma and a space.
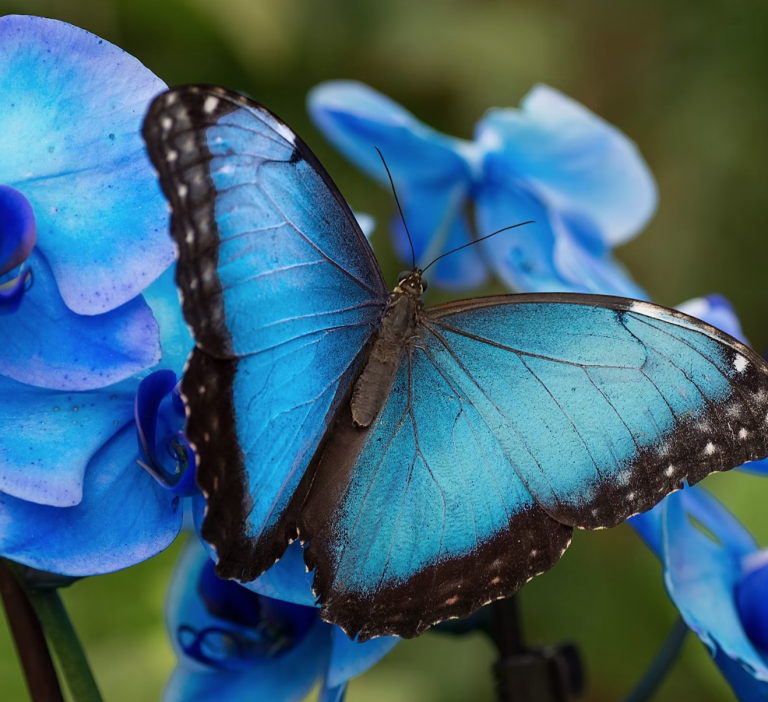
490, 595, 525, 656
620, 617, 689, 702
0, 559, 65, 702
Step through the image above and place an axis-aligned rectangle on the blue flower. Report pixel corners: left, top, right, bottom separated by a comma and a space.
165, 539, 398, 702
308, 81, 656, 297
0, 15, 173, 389
0, 16, 193, 574
631, 489, 768, 700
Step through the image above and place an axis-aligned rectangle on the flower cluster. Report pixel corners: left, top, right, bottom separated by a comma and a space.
1, 12, 766, 702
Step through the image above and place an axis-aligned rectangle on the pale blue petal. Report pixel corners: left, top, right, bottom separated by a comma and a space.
308, 81, 472, 183
244, 541, 317, 608
739, 458, 768, 477
142, 263, 194, 374
353, 212, 375, 240
476, 84, 657, 247
0, 250, 161, 390
308, 81, 486, 288
0, 423, 182, 575
662, 492, 768, 683
0, 15, 173, 314
676, 294, 748, 346
0, 374, 136, 506
392, 181, 487, 289
326, 630, 399, 688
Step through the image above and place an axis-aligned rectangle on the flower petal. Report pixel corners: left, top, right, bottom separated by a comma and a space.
141, 264, 194, 374
476, 84, 657, 247
0, 374, 136, 506
676, 294, 748, 346
0, 423, 182, 575
244, 540, 317, 608
0, 15, 173, 314
326, 629, 398, 688
662, 491, 768, 683
318, 683, 347, 702
164, 540, 330, 702
309, 81, 486, 288
0, 250, 161, 390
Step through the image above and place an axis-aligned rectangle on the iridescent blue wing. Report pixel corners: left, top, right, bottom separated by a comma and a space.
142, 86, 389, 579
296, 294, 768, 639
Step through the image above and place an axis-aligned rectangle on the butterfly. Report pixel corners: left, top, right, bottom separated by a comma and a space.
143, 85, 768, 641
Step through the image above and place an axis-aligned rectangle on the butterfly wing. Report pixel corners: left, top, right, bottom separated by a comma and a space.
142, 86, 389, 579
295, 294, 768, 639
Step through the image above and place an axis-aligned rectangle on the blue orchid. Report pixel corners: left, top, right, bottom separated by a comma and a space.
0, 16, 193, 574
165, 539, 398, 702
0, 14, 173, 389
631, 488, 768, 700
308, 80, 656, 297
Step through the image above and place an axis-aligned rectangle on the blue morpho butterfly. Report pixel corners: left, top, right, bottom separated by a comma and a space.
142, 85, 768, 641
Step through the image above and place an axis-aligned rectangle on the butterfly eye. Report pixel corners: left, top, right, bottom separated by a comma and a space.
421, 278, 428, 292
398, 271, 411, 284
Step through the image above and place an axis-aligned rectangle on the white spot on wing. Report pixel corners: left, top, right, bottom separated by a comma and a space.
273, 120, 296, 145
734, 355, 749, 373
178, 184, 188, 198
161, 116, 173, 131
204, 96, 219, 114
704, 442, 716, 455
739, 428, 749, 439
665, 465, 675, 477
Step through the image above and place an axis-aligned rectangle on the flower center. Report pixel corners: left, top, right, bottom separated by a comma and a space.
177, 560, 315, 670
0, 185, 36, 312
134, 370, 196, 496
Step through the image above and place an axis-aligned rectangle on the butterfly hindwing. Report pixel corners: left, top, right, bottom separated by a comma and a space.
427, 294, 768, 529
295, 294, 768, 639
142, 86, 389, 579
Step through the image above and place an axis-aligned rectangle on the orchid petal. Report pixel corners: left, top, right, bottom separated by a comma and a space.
0, 423, 182, 575
0, 15, 173, 314
326, 629, 399, 688
477, 84, 657, 247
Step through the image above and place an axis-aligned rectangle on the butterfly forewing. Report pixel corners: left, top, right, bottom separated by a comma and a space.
142, 86, 389, 580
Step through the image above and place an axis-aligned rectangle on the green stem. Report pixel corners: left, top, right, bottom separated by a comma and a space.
26, 586, 104, 702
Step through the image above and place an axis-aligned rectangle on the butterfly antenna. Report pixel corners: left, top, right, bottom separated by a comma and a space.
376, 147, 416, 270
421, 221, 535, 274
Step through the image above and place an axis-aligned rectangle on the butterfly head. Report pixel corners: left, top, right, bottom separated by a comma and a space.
395, 269, 428, 298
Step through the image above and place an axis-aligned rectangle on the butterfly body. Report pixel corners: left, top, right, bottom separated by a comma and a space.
351, 271, 424, 427
143, 85, 768, 640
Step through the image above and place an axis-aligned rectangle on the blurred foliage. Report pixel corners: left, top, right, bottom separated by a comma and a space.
2, 0, 768, 700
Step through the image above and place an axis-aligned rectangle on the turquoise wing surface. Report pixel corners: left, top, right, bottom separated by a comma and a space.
142, 86, 389, 580
296, 294, 768, 639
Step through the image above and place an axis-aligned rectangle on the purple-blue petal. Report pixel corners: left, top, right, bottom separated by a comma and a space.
326, 629, 399, 688
0, 184, 35, 276
737, 552, 768, 655
476, 84, 657, 248
713, 646, 768, 701
164, 540, 331, 702
0, 423, 182, 575
0, 373, 136, 507
0, 250, 161, 390
0, 15, 173, 315
662, 491, 768, 684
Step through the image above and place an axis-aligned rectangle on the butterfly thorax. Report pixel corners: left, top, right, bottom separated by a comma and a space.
350, 270, 425, 428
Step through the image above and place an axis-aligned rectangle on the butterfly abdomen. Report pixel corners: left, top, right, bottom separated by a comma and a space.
351, 292, 420, 427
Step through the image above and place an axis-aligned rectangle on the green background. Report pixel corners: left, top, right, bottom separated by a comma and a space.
1, 0, 767, 700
